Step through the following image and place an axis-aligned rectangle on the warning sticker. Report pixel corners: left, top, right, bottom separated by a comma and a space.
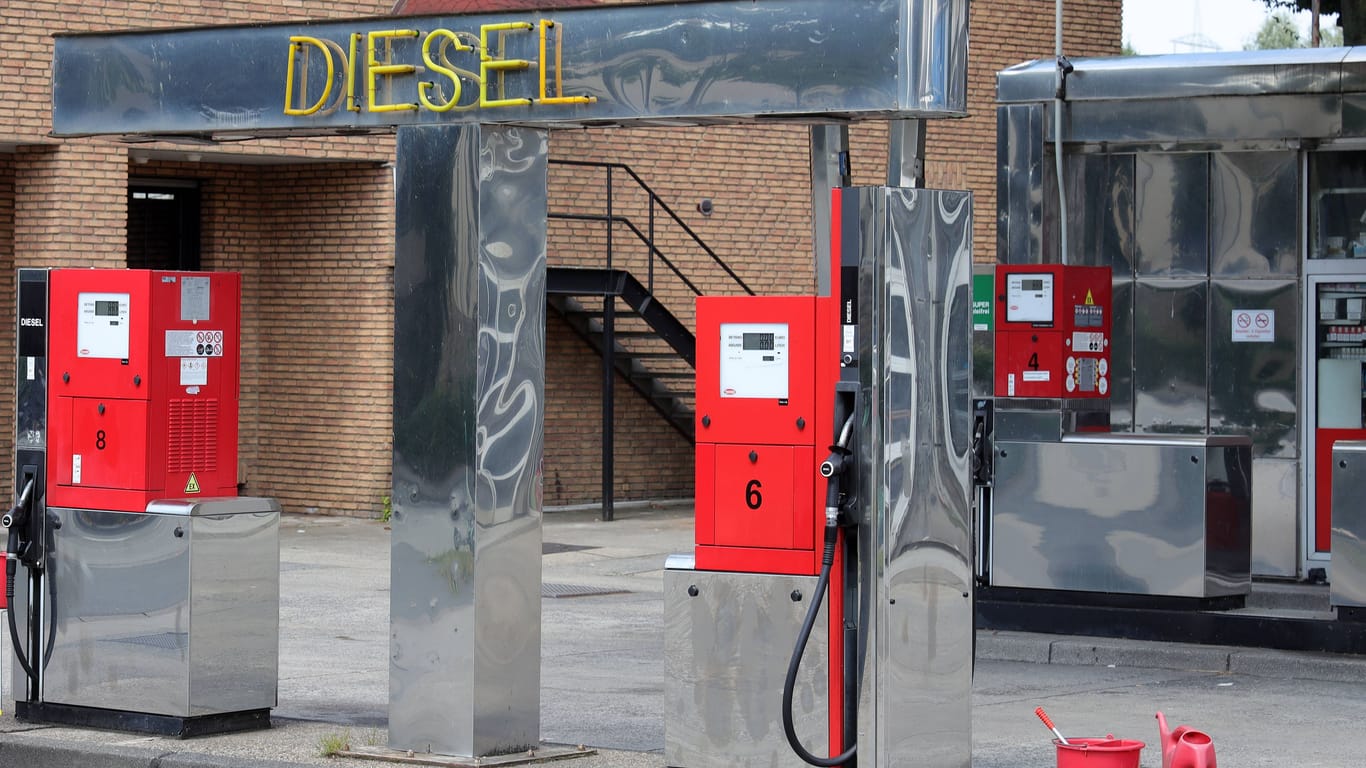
166, 330, 225, 357
180, 358, 208, 386
1022, 371, 1050, 382
185, 472, 201, 494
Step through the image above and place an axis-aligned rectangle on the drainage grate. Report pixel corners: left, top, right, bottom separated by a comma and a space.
102, 632, 189, 651
542, 542, 596, 555
541, 582, 628, 599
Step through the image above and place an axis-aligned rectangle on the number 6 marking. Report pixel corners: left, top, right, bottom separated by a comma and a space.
745, 479, 763, 510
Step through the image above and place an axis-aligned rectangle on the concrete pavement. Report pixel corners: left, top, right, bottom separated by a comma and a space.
2, 506, 1365, 767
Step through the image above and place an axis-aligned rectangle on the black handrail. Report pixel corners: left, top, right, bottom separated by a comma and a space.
548, 159, 755, 297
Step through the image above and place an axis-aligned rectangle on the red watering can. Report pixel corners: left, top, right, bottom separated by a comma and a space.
1156, 711, 1216, 768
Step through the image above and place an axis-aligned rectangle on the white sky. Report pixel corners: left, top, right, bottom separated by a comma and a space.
1122, 0, 1333, 54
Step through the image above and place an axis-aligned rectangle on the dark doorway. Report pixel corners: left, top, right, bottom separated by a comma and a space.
128, 182, 201, 270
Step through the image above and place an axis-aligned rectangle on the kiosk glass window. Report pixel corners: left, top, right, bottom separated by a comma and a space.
1310, 152, 1366, 259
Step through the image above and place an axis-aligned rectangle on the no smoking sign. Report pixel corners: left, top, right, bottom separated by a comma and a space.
1232, 309, 1274, 343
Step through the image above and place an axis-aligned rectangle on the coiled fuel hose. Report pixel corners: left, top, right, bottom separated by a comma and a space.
782, 415, 856, 767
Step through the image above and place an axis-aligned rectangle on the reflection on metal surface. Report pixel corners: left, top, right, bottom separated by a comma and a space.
1332, 442, 1366, 606
36, 504, 279, 717
1057, 95, 1340, 145
997, 104, 1044, 266
53, 0, 969, 138
663, 569, 827, 768
850, 187, 972, 768
1065, 154, 1135, 275
1209, 280, 1298, 458
999, 48, 1350, 104
391, 124, 547, 757
1110, 281, 1135, 432
1253, 457, 1299, 577
1211, 152, 1298, 277
1134, 279, 1209, 433
992, 435, 1252, 597
1135, 154, 1209, 276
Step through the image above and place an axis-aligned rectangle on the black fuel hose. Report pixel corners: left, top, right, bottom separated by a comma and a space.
782, 523, 854, 767
6, 527, 37, 684
5, 477, 39, 684
782, 414, 857, 767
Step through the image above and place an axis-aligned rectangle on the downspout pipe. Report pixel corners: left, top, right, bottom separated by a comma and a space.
1055, 0, 1072, 263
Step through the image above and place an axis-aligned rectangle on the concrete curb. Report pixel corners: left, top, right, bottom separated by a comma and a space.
0, 734, 316, 768
975, 630, 1366, 682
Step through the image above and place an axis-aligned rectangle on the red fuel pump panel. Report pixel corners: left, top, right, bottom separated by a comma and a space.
693, 295, 830, 575
47, 269, 241, 512
994, 265, 1112, 400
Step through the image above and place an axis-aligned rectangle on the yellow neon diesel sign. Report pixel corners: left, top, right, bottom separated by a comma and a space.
283, 19, 596, 117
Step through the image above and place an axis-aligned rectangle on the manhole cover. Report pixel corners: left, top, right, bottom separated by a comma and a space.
541, 582, 628, 599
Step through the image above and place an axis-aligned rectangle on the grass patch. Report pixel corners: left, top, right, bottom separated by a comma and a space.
318, 729, 352, 757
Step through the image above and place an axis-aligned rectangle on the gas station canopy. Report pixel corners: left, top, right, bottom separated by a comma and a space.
51, 0, 968, 140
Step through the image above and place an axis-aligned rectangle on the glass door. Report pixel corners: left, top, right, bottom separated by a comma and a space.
1307, 276, 1366, 558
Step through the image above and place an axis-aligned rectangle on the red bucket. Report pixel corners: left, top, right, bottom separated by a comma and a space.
1055, 737, 1145, 768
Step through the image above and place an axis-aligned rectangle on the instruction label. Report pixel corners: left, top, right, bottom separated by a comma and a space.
180, 358, 208, 386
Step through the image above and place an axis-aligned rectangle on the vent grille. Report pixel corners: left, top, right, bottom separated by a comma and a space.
168, 398, 218, 473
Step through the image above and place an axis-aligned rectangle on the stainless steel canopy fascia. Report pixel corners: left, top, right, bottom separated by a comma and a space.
998, 47, 1356, 104
51, 0, 968, 139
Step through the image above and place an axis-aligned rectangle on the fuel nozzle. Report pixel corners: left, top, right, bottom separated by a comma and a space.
819, 414, 858, 529
2, 476, 35, 530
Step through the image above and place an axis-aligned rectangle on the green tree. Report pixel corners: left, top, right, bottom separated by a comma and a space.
1248, 11, 1305, 48
1263, 1, 1363, 45
1121, 39, 1139, 56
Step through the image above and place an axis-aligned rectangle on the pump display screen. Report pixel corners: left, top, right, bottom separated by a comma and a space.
718, 322, 789, 399
1005, 272, 1054, 323
76, 292, 130, 359
742, 332, 774, 351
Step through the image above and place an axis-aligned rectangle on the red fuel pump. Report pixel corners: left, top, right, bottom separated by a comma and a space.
46, 269, 241, 511
692, 203, 856, 765
7, 268, 275, 737
994, 264, 1112, 400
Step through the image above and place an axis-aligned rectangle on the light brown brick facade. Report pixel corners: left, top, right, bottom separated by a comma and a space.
1, 1, 1121, 515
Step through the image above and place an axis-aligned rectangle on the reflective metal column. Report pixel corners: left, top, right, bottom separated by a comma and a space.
849, 187, 974, 768
391, 124, 548, 757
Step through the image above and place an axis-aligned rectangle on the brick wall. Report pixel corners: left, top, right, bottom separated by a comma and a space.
0, 157, 12, 494
254, 163, 395, 516
2, 0, 395, 161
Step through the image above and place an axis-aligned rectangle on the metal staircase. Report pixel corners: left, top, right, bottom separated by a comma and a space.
546, 160, 753, 518
547, 267, 696, 440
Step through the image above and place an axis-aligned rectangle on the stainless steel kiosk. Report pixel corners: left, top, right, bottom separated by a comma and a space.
992, 49, 1366, 584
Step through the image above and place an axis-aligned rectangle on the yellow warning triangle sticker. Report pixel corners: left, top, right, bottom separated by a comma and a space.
1085, 290, 1095, 305
185, 472, 201, 494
